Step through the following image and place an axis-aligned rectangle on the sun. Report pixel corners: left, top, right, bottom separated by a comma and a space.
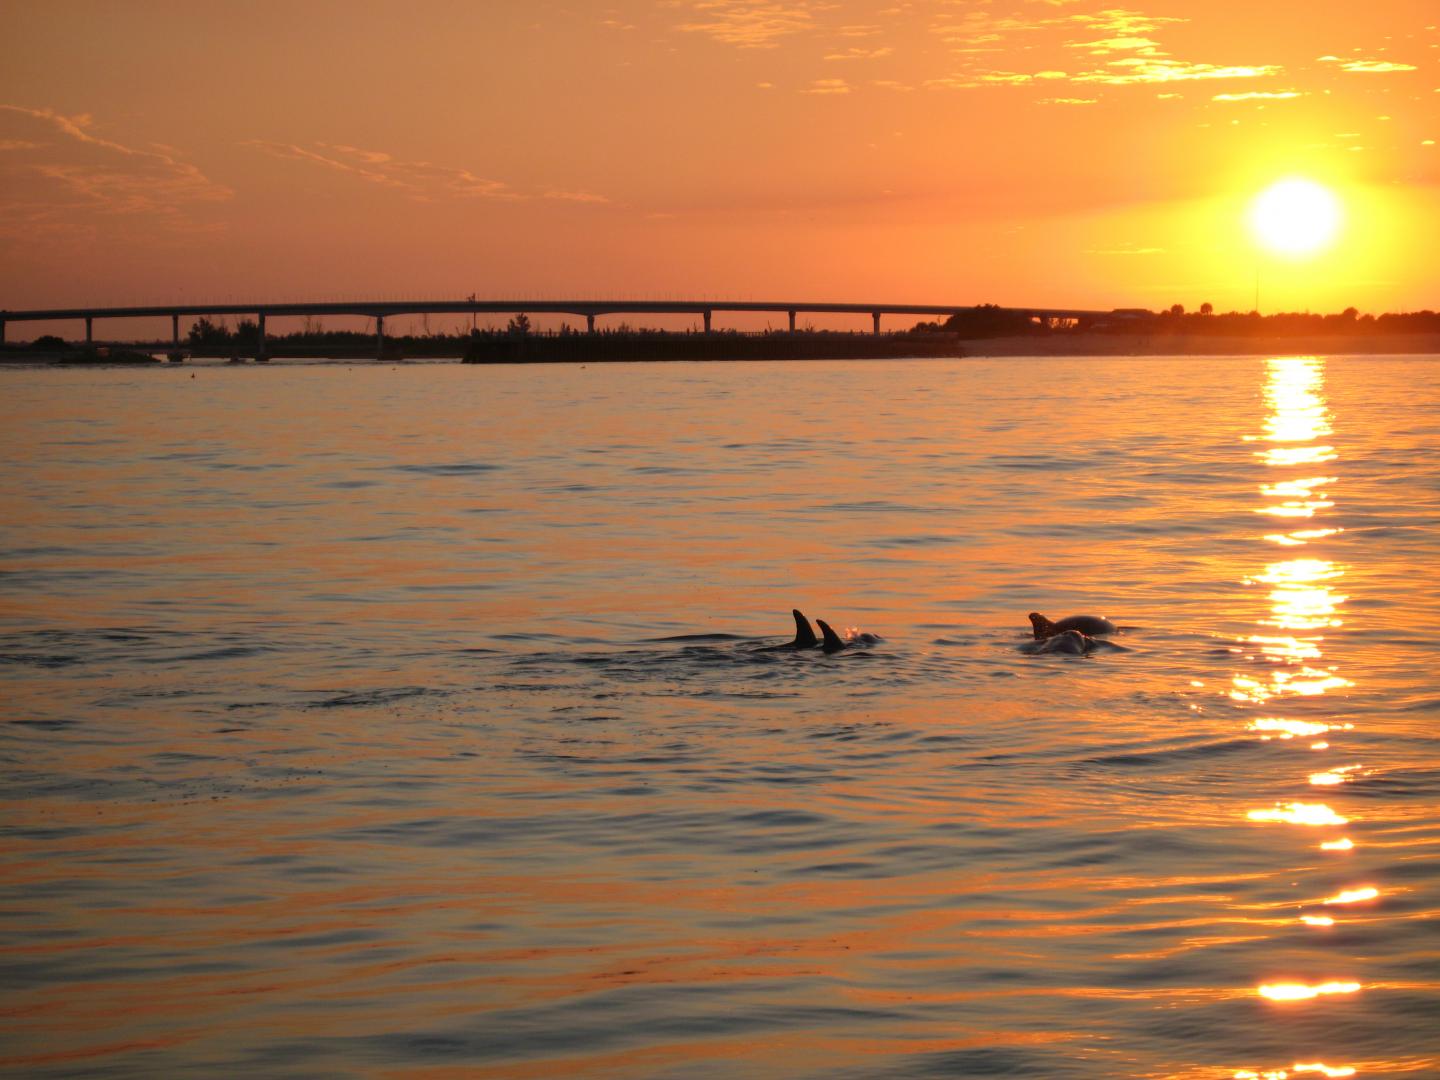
1249, 179, 1342, 257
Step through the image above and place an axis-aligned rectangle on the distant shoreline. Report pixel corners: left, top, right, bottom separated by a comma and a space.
951, 331, 1440, 357
2, 331, 1438, 366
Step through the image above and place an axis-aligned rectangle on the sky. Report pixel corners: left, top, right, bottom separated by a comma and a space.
1, 0, 1436, 328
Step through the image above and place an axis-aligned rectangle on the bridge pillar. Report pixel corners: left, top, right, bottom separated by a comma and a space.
872, 311, 881, 336
0, 319, 5, 345
703, 310, 712, 334
171, 314, 180, 349
789, 310, 797, 333
85, 316, 93, 344
376, 315, 385, 360
586, 314, 595, 334
257, 313, 267, 360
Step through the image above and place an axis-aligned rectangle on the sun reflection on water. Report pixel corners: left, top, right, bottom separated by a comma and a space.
1234, 360, 1352, 709
1322, 886, 1378, 905
1257, 981, 1361, 1001
1247, 803, 1349, 826
1233, 358, 1372, 1076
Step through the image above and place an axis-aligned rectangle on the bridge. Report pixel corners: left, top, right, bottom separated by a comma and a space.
0, 299, 1109, 358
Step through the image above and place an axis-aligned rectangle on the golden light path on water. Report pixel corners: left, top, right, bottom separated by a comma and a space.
1233, 358, 1370, 1080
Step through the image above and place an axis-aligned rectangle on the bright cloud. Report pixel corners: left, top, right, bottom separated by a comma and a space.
674, 0, 819, 48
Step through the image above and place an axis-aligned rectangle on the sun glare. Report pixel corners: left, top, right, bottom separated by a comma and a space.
1250, 179, 1342, 257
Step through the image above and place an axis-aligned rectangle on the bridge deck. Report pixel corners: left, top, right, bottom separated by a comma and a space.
1, 300, 1107, 323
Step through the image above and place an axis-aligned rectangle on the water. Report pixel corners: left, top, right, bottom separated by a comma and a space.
2, 355, 1437, 1079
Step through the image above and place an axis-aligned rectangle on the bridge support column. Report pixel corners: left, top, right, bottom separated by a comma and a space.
376, 315, 385, 360
171, 314, 180, 350
85, 316, 93, 344
703, 310, 712, 334
789, 310, 797, 333
872, 311, 881, 336
586, 314, 595, 334
257, 313, 267, 360
0, 320, 5, 346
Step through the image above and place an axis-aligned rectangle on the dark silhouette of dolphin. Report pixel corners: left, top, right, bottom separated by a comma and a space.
790, 608, 819, 649
816, 619, 847, 654
755, 609, 820, 651
1030, 629, 1094, 655
1029, 612, 1117, 640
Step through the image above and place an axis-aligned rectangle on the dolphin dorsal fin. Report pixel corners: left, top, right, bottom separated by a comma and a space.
816, 619, 846, 654
1028, 612, 1056, 640
791, 609, 818, 649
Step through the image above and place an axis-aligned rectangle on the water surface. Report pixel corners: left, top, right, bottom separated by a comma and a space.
2, 356, 1438, 1078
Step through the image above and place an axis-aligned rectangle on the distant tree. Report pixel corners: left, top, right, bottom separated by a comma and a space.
1199, 302, 1213, 316
506, 313, 532, 336
233, 319, 259, 346
1341, 306, 1359, 321
31, 334, 67, 351
188, 317, 231, 347
1169, 303, 1185, 317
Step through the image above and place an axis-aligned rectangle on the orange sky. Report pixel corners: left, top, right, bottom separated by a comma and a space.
1, 1, 1436, 322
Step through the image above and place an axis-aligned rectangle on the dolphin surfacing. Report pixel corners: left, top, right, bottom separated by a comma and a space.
816, 619, 847, 654
791, 608, 819, 649
1029, 612, 1117, 640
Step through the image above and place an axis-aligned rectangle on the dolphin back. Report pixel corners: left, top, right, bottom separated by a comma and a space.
792, 609, 818, 649
1029, 612, 1116, 639
815, 619, 847, 654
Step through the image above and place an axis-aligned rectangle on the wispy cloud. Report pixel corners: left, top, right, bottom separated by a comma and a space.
1321, 57, 1417, 73
824, 45, 893, 60
673, 1, 821, 49
0, 105, 231, 236
802, 77, 852, 94
1213, 90, 1303, 101
245, 140, 607, 205
1073, 59, 1281, 85
927, 8, 1280, 92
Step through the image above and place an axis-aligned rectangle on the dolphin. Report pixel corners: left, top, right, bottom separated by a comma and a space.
1027, 629, 1095, 655
816, 619, 847, 654
1029, 612, 1117, 640
790, 608, 819, 649
815, 618, 882, 654
755, 608, 820, 651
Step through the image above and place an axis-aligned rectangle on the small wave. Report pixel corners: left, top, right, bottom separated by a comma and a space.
1081, 736, 1257, 767
392, 462, 502, 476
308, 687, 447, 709
642, 633, 750, 642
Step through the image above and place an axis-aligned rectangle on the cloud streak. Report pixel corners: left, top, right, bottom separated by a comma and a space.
245, 140, 607, 205
0, 105, 231, 238
673, 1, 820, 49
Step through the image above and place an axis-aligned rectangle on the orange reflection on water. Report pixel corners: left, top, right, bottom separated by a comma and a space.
1247, 803, 1349, 826
1319, 838, 1353, 851
1257, 358, 1332, 442
1309, 765, 1362, 787
1231, 668, 1352, 705
1257, 476, 1337, 519
1266, 527, 1343, 547
1257, 981, 1361, 1001
1322, 887, 1378, 905
1301, 915, 1336, 927
1235, 1066, 1357, 1080
1248, 718, 1335, 739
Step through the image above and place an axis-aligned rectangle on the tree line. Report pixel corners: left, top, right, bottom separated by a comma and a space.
911, 304, 1440, 338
